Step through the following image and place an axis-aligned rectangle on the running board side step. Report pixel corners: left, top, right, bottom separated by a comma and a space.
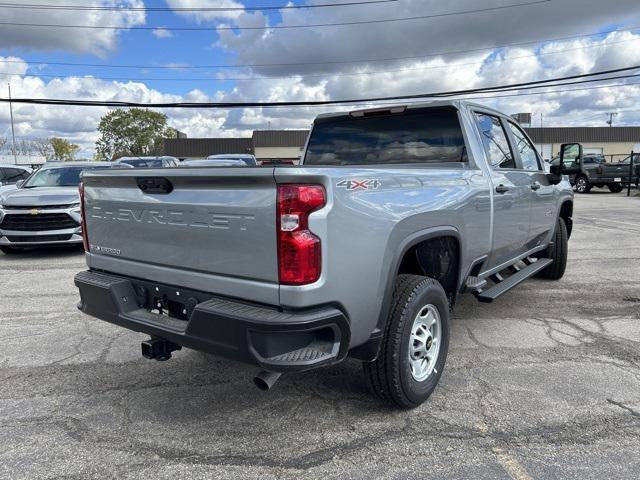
475, 258, 552, 303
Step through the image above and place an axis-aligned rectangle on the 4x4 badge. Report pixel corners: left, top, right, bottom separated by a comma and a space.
336, 179, 382, 191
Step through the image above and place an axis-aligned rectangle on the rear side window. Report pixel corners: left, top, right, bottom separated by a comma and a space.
583, 156, 604, 164
304, 107, 467, 165
474, 113, 515, 169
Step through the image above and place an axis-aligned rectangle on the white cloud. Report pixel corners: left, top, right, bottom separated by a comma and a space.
152, 28, 174, 39
0, 0, 146, 56
165, 0, 246, 22
2, 0, 640, 156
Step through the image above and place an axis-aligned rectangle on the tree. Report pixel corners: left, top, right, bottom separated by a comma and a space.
32, 138, 55, 160
50, 137, 80, 161
95, 108, 172, 160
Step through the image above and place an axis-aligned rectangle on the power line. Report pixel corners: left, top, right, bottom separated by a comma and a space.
3, 36, 639, 83
2, 22, 636, 71
0, 0, 399, 12
0, 64, 637, 109
0, 0, 551, 31
2, 79, 640, 114
442, 72, 640, 97
323, 80, 640, 109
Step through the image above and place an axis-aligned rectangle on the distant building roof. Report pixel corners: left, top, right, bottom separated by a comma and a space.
252, 130, 309, 148
525, 127, 640, 144
163, 138, 253, 158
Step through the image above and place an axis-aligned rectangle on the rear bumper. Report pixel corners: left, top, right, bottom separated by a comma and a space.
74, 270, 350, 372
590, 173, 638, 184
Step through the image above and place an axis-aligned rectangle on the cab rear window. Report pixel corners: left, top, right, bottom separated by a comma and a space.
304, 107, 467, 166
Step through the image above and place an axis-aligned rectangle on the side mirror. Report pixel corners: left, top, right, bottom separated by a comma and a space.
15, 180, 24, 188
547, 162, 562, 185
559, 143, 583, 175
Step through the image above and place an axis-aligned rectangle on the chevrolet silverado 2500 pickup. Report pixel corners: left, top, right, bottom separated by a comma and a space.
75, 101, 575, 408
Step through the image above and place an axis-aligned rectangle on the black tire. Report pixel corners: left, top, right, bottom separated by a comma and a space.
363, 274, 450, 409
608, 183, 623, 193
537, 217, 568, 280
575, 175, 591, 193
0, 246, 18, 254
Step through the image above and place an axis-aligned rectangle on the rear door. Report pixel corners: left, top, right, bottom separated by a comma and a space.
82, 167, 279, 303
505, 121, 556, 248
473, 112, 531, 269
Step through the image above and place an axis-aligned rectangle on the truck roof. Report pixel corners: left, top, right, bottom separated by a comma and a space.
314, 100, 507, 123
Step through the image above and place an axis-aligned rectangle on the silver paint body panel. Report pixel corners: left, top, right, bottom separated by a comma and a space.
80, 100, 573, 349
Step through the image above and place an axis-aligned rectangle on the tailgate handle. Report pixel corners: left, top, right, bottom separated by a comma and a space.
137, 177, 173, 194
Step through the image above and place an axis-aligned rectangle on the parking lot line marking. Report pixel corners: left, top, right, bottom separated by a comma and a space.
574, 216, 640, 228
492, 447, 532, 480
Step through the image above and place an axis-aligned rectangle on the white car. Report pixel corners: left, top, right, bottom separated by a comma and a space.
206, 154, 257, 166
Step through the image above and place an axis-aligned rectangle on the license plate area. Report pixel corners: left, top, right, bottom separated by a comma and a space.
151, 295, 188, 321
614, 177, 622, 182
131, 281, 203, 322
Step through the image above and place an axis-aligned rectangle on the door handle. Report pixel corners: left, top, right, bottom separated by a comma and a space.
530, 182, 541, 191
495, 184, 510, 194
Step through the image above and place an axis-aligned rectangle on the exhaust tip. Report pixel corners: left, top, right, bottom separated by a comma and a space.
253, 370, 282, 391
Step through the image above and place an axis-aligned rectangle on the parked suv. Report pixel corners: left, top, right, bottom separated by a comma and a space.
0, 162, 131, 253
115, 156, 179, 168
206, 154, 258, 166
75, 101, 574, 408
0, 164, 31, 188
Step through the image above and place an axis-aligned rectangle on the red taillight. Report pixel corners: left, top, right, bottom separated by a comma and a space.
277, 184, 325, 285
79, 182, 89, 252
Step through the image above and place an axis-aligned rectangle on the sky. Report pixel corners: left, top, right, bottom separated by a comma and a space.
1, 0, 640, 157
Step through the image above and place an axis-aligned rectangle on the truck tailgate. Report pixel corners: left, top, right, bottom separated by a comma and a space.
81, 167, 279, 302
601, 163, 632, 181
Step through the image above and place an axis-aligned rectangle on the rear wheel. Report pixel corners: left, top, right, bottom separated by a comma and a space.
363, 274, 450, 409
575, 176, 591, 193
536, 217, 568, 280
608, 183, 623, 193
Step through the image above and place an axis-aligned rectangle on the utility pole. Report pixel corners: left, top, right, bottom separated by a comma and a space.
606, 112, 618, 128
8, 83, 18, 164
539, 112, 543, 157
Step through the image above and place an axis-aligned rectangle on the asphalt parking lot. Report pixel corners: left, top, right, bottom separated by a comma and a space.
1, 191, 639, 480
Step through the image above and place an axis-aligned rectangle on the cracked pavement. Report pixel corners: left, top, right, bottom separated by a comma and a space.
1, 192, 639, 479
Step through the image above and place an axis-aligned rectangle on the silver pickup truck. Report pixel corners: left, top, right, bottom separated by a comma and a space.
75, 101, 575, 408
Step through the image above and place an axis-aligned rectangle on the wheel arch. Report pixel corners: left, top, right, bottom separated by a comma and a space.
350, 226, 463, 361
558, 199, 573, 238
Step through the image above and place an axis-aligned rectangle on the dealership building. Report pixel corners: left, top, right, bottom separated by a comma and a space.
525, 127, 640, 161
163, 126, 640, 163
164, 130, 309, 163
